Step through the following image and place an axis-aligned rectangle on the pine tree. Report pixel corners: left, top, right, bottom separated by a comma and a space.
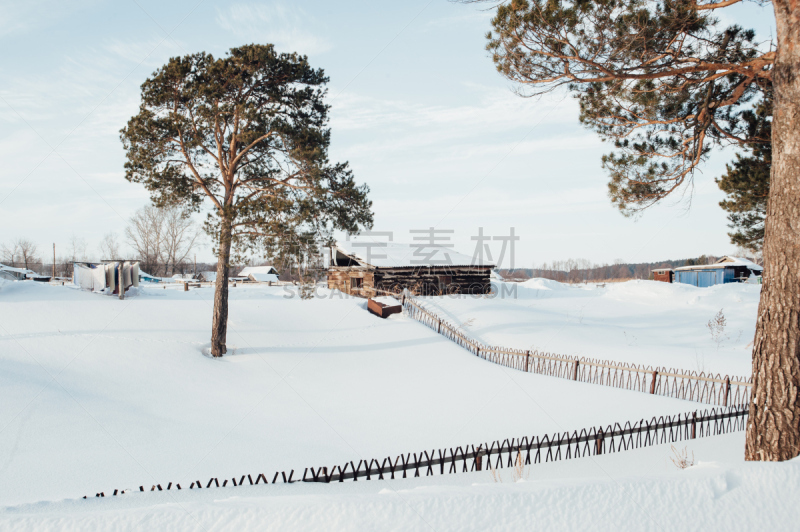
121, 44, 373, 357
466, 0, 800, 461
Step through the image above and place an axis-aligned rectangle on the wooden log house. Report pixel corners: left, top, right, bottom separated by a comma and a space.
327, 241, 494, 297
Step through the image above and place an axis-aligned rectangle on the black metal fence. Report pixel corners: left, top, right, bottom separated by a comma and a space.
90, 405, 748, 498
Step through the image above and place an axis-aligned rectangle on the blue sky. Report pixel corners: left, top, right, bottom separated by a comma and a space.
0, 0, 777, 269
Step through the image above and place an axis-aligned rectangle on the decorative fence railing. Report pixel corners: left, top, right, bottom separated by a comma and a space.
90, 405, 748, 498
398, 290, 752, 407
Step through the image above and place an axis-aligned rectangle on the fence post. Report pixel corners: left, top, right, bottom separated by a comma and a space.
183, 281, 188, 292
525, 351, 530, 373
691, 411, 697, 439
573, 360, 579, 381
437, 319, 442, 334
723, 377, 730, 407
595, 429, 604, 455
475, 446, 483, 471
650, 371, 658, 394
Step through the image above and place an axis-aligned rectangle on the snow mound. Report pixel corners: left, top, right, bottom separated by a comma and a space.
494, 278, 595, 300
520, 278, 571, 291
0, 281, 694, 506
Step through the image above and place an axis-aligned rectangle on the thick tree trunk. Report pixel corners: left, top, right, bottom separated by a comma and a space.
745, 0, 800, 461
210, 216, 233, 357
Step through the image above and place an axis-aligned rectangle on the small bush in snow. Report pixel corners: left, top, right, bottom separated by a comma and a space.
489, 451, 529, 482
512, 451, 529, 482
707, 309, 728, 349
670, 445, 695, 470
298, 281, 316, 300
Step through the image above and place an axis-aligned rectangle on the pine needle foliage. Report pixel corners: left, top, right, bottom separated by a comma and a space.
120, 44, 373, 356
716, 94, 771, 252
466, 0, 773, 214
120, 44, 373, 262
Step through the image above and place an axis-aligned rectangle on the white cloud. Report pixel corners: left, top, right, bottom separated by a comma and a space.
329, 86, 573, 133
0, 0, 97, 38
215, 3, 332, 55
327, 85, 596, 171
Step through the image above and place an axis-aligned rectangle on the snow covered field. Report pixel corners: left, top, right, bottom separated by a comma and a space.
423, 279, 761, 377
0, 278, 791, 531
3, 434, 800, 531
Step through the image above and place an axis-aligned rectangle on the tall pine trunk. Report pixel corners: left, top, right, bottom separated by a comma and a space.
211, 215, 233, 357
745, 0, 800, 461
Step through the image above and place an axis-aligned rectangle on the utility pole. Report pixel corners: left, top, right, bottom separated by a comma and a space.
52, 243, 56, 278
194, 254, 197, 277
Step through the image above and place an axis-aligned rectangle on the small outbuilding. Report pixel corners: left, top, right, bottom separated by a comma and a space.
138, 271, 162, 283
328, 241, 494, 297
673, 256, 762, 287
0, 264, 39, 281
197, 271, 217, 283
239, 265, 280, 283
652, 268, 673, 283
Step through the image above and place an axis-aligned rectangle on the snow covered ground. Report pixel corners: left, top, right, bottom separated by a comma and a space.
421, 279, 760, 377
0, 278, 791, 530
3, 434, 800, 531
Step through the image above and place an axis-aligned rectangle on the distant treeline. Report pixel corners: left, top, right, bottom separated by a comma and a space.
498, 255, 733, 283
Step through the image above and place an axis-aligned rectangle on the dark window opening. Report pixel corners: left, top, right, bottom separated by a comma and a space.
438, 275, 452, 286
351, 277, 363, 289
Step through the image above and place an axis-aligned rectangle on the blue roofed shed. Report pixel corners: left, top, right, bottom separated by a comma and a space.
673, 256, 762, 287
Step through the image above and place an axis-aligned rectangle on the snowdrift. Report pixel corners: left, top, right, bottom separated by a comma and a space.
428, 279, 760, 376
0, 282, 693, 507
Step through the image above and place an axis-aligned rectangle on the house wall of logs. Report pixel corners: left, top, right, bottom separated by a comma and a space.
327, 268, 376, 297
327, 266, 491, 297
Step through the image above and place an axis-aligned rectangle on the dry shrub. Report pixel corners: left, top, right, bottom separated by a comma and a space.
489, 463, 500, 483
512, 451, 529, 482
489, 450, 530, 483
707, 308, 728, 349
670, 445, 695, 469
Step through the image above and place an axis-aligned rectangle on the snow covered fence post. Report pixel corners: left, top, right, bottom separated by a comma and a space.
474, 445, 484, 471
595, 429, 604, 455
650, 371, 658, 394
723, 377, 730, 407
573, 360, 579, 381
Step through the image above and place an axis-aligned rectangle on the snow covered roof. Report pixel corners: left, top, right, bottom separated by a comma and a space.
248, 272, 279, 283
0, 270, 19, 280
333, 241, 493, 268
0, 264, 41, 280
239, 265, 278, 276
716, 256, 763, 269
674, 256, 763, 272
0, 263, 36, 275
198, 271, 217, 282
